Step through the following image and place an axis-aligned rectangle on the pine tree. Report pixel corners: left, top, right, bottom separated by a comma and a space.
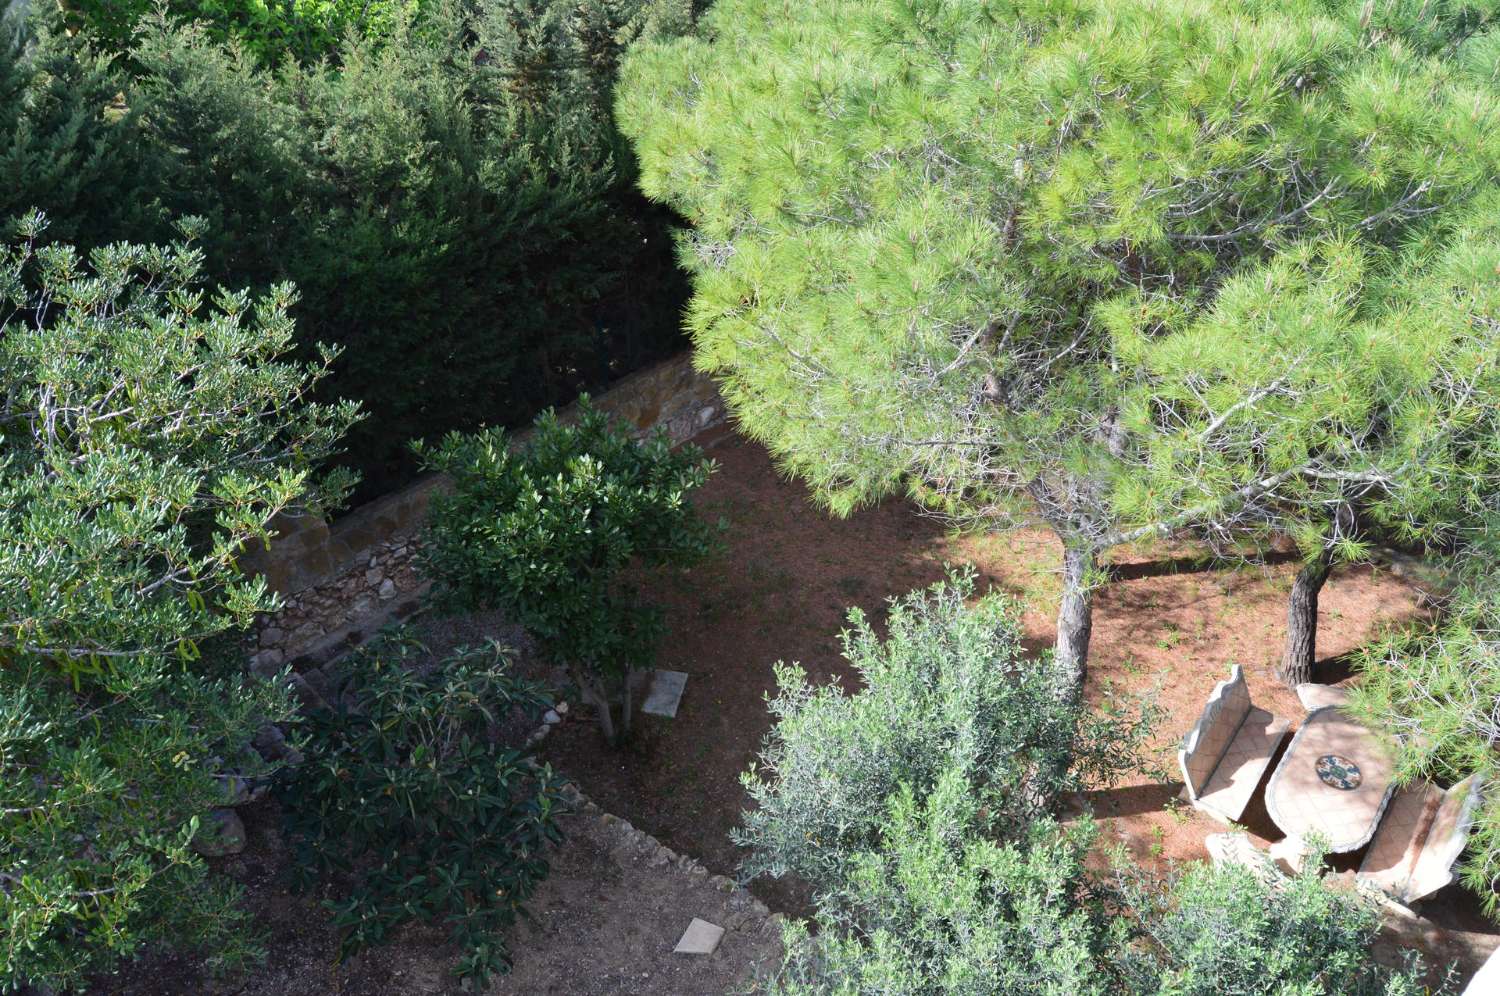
619, 0, 1500, 699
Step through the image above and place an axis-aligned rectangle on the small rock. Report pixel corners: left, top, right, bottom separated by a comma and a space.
369, 554, 379, 568
554, 701, 569, 715
378, 579, 397, 601
543, 709, 562, 725
193, 808, 247, 857
365, 568, 383, 585
288, 673, 327, 711
249, 648, 284, 677
258, 627, 284, 648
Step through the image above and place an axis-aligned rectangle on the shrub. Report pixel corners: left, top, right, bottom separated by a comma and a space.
123, 0, 692, 496
66, 0, 421, 65
0, 5, 162, 247
763, 777, 1109, 996
415, 400, 717, 743
0, 213, 357, 992
1109, 845, 1454, 995
735, 570, 1158, 897
274, 634, 567, 985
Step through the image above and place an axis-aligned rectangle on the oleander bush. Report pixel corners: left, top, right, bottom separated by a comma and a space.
416, 400, 718, 744
0, 213, 357, 992
275, 634, 568, 985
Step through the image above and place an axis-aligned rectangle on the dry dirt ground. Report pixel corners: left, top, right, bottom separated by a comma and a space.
100, 425, 1498, 992
540, 425, 1500, 981
96, 798, 780, 996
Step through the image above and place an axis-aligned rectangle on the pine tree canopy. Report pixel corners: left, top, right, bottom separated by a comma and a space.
620, 0, 1500, 686
620, 0, 1500, 543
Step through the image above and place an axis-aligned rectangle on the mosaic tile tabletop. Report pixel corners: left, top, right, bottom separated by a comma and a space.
1266, 708, 1397, 852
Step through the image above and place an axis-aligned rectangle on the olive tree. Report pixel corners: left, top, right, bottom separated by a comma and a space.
416, 401, 717, 744
619, 0, 1500, 700
0, 212, 358, 991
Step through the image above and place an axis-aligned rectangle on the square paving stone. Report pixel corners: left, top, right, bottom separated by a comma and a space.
673, 917, 725, 955
642, 669, 689, 718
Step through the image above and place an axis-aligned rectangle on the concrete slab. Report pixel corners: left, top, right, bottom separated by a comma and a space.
673, 917, 725, 955
642, 670, 689, 718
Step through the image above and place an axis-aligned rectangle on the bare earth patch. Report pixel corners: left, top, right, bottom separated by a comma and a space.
539, 427, 1499, 980
98, 794, 780, 996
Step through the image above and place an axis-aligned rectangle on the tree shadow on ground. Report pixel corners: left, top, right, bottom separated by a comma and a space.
1105, 549, 1301, 583
1079, 781, 1184, 820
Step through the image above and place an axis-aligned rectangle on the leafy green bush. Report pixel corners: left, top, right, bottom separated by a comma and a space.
131, 0, 694, 495
416, 400, 717, 743
0, 213, 357, 992
765, 778, 1109, 996
275, 634, 567, 985
735, 570, 1158, 897
1110, 845, 1452, 995
66, 0, 420, 65
0, 5, 162, 247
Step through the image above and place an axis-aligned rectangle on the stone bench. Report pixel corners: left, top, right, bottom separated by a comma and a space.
1358, 772, 1485, 908
1179, 665, 1292, 824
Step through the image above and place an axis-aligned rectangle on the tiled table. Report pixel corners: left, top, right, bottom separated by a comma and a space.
1264, 706, 1398, 853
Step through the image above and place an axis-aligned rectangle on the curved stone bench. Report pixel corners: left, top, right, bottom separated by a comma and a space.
1179, 665, 1291, 824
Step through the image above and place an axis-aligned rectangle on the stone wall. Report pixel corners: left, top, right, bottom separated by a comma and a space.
245, 352, 725, 673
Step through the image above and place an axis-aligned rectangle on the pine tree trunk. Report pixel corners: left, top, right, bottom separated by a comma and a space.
1277, 548, 1334, 687
1055, 545, 1097, 706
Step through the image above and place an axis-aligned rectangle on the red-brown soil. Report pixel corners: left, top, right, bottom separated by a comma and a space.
101, 425, 1499, 992
540, 425, 1499, 977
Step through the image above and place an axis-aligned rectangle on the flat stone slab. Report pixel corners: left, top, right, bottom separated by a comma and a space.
642, 670, 689, 718
674, 917, 725, 955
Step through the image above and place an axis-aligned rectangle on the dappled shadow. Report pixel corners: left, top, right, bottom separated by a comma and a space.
1314, 649, 1362, 685
1080, 781, 1184, 820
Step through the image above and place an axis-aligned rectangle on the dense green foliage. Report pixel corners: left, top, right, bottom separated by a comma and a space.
1350, 548, 1500, 918
1111, 849, 1447, 995
745, 576, 1445, 994
736, 571, 1157, 893
6, 0, 693, 496
0, 8, 160, 247
0, 216, 357, 991
275, 635, 567, 984
67, 0, 420, 65
619, 0, 1500, 691
416, 400, 717, 742
766, 789, 1108, 995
